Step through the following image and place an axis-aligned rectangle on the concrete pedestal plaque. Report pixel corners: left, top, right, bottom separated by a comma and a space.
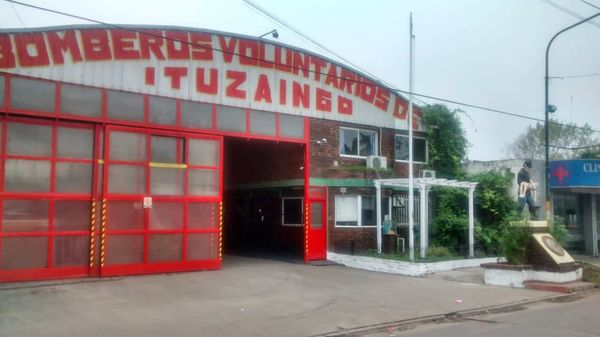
482, 221, 583, 288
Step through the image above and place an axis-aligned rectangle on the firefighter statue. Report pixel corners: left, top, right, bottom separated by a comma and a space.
517, 159, 538, 219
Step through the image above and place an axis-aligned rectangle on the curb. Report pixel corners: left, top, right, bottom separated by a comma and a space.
0, 277, 123, 291
312, 290, 597, 337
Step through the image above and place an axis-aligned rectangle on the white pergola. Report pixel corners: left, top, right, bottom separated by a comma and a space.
374, 178, 479, 259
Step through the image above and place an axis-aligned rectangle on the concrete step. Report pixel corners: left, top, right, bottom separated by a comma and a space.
524, 281, 596, 293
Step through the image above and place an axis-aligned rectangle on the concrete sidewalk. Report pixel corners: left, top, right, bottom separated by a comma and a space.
0, 256, 558, 337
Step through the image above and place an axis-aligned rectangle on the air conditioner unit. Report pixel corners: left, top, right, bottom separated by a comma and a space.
366, 156, 387, 169
420, 170, 436, 178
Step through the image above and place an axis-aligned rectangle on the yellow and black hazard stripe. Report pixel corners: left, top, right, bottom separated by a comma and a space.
100, 198, 107, 267
304, 202, 310, 256
218, 201, 223, 259
89, 199, 96, 268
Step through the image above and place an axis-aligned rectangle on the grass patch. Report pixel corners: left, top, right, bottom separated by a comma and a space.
582, 262, 600, 287
360, 249, 466, 263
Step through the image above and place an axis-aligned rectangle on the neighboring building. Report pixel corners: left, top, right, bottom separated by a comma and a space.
0, 25, 426, 282
465, 159, 599, 256
464, 159, 547, 217
550, 160, 600, 256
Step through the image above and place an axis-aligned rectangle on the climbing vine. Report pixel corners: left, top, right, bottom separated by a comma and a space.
421, 104, 468, 180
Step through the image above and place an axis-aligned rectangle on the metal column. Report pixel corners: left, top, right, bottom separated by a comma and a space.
376, 182, 382, 253
419, 185, 427, 258
468, 187, 475, 258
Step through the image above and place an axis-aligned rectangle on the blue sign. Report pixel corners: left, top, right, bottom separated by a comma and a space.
550, 160, 600, 188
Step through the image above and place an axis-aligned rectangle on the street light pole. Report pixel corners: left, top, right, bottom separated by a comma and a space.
544, 11, 600, 221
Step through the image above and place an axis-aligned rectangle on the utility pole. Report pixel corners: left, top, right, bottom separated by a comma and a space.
408, 13, 415, 261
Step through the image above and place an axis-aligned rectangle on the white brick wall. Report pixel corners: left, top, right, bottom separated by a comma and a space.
327, 252, 498, 277
484, 267, 583, 288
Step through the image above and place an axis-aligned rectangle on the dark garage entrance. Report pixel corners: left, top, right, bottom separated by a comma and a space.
222, 137, 306, 261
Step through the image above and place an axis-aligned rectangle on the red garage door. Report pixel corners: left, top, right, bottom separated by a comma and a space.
0, 117, 96, 282
100, 126, 223, 276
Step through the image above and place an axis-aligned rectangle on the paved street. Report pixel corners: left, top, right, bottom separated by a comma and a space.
363, 291, 600, 337
0, 256, 562, 337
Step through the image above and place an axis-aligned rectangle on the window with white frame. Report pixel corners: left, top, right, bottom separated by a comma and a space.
339, 127, 377, 157
335, 195, 383, 227
282, 197, 303, 226
335, 196, 359, 226
394, 134, 427, 163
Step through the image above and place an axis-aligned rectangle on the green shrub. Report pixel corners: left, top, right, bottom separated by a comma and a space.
471, 171, 518, 228
430, 212, 468, 249
435, 187, 468, 214
470, 170, 518, 254
474, 223, 501, 255
430, 187, 468, 251
498, 219, 532, 265
550, 216, 568, 246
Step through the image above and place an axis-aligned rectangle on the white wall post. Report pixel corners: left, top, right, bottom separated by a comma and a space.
424, 187, 430, 249
376, 182, 382, 254
420, 185, 427, 258
468, 186, 475, 258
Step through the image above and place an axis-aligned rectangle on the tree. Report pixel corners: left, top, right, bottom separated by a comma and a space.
421, 104, 470, 253
470, 170, 518, 254
430, 170, 519, 255
507, 119, 599, 160
471, 170, 517, 228
421, 104, 468, 179
430, 187, 468, 250
578, 147, 600, 159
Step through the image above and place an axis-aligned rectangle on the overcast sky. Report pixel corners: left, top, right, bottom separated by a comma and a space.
1, 0, 599, 161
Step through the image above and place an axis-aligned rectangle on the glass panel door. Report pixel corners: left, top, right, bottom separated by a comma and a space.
0, 118, 96, 282
102, 126, 222, 277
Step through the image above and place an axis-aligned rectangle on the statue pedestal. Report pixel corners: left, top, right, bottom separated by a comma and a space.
482, 221, 593, 291
525, 221, 577, 271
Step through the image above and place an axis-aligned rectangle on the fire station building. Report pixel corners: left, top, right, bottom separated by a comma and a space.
0, 25, 425, 282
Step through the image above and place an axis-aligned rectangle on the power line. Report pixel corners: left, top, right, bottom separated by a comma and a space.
392, 89, 542, 122
550, 143, 600, 150
9, 2, 26, 27
550, 72, 600, 79
240, 0, 382, 84
541, 0, 600, 29
4, 0, 600, 136
580, 0, 600, 10
396, 90, 600, 136
240, 0, 421, 107
239, 1, 431, 108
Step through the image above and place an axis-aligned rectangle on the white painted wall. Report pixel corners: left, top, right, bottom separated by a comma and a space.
327, 252, 498, 277
483, 267, 582, 288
